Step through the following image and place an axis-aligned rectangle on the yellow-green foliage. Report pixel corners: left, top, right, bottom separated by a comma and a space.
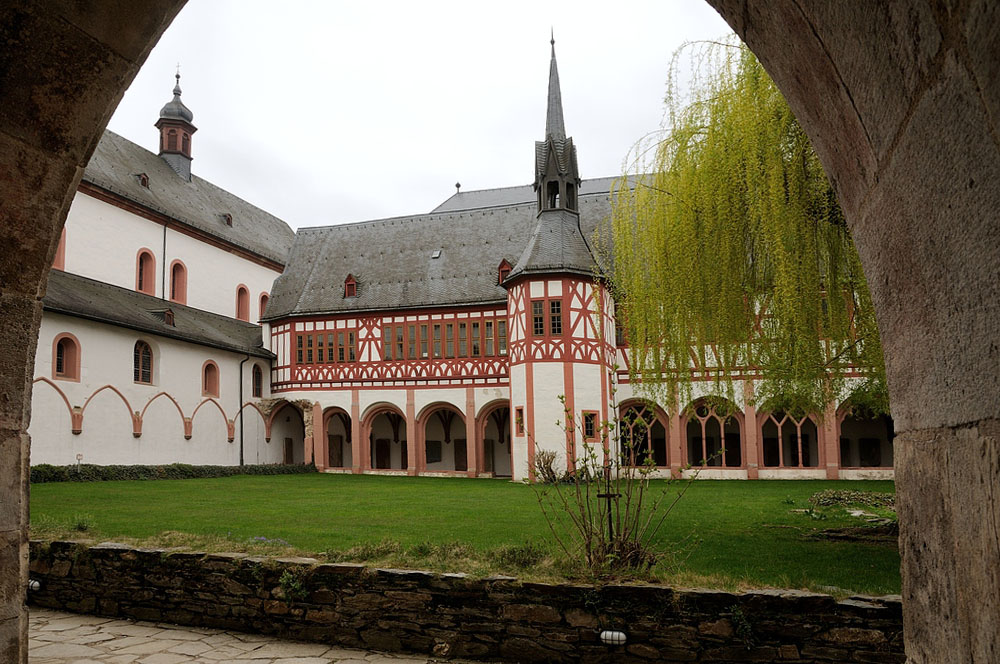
605, 40, 886, 416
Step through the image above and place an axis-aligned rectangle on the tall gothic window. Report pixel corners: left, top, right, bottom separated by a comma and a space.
133, 341, 153, 384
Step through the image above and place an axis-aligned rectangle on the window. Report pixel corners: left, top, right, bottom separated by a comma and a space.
531, 298, 563, 337
408, 325, 416, 359
515, 407, 525, 435
306, 335, 314, 363
252, 364, 263, 398
222, 213, 233, 226
52, 334, 80, 381
498, 319, 507, 355
136, 249, 155, 295
445, 324, 454, 357
337, 332, 345, 362
202, 361, 219, 397
344, 275, 357, 298
498, 259, 512, 284
532, 301, 545, 336
235, 285, 250, 321
433, 324, 442, 358
182, 132, 190, 154
167, 129, 177, 151
259, 293, 269, 320
348, 332, 356, 362
296, 335, 304, 364
383, 327, 392, 360
485, 321, 494, 356
420, 324, 428, 358
137, 173, 149, 188
583, 411, 598, 442
169, 261, 187, 304
549, 300, 563, 335
471, 322, 480, 356
316, 334, 325, 363
133, 341, 153, 384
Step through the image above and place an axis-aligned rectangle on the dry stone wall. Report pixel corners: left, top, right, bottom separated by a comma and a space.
29, 540, 904, 663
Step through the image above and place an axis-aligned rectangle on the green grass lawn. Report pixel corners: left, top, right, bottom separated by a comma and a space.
30, 474, 899, 596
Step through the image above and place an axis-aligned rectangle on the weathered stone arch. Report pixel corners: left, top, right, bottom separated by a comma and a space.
706, 3, 1000, 660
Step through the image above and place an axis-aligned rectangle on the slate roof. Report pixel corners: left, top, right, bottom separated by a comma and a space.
44, 270, 272, 358
82, 131, 295, 266
431, 176, 619, 213
263, 186, 616, 320
506, 208, 599, 281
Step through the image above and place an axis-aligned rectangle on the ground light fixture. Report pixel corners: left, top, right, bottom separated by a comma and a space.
599, 630, 627, 646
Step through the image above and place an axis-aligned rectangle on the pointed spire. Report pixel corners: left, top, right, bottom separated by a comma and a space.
545, 32, 566, 140
173, 64, 182, 97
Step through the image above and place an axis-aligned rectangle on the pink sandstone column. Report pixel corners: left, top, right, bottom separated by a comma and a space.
351, 389, 362, 474
312, 402, 326, 471
406, 389, 417, 476
743, 382, 759, 479
465, 387, 478, 477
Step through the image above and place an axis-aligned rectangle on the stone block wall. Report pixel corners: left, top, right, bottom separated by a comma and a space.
28, 541, 904, 663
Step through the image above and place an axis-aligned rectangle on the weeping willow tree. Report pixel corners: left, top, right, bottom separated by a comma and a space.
605, 40, 887, 417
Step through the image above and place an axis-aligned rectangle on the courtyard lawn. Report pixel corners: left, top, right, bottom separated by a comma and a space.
30, 474, 899, 596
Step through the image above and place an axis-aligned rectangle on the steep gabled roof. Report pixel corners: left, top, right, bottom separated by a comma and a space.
264, 185, 615, 320
431, 177, 619, 214
82, 131, 295, 266
44, 270, 272, 358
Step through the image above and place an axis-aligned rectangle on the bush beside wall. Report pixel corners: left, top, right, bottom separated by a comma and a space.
30, 463, 317, 483
28, 540, 906, 663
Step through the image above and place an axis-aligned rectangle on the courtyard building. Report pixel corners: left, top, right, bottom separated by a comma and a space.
30, 44, 893, 481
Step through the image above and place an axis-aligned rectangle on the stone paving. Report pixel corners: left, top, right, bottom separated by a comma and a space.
29, 608, 476, 664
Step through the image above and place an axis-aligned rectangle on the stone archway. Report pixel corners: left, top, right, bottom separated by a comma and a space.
0, 3, 185, 660
705, 3, 1000, 661
2, 3, 999, 662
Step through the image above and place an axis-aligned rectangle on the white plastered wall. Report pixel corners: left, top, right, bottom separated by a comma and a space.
61, 193, 280, 322
29, 313, 279, 466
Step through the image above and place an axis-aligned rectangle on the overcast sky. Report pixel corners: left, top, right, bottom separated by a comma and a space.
108, 1, 733, 230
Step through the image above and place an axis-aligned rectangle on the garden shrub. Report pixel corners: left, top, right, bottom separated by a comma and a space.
30, 463, 316, 483
809, 489, 895, 509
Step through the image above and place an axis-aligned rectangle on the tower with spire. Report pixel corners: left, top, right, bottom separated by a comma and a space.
155, 71, 197, 181
505, 36, 617, 479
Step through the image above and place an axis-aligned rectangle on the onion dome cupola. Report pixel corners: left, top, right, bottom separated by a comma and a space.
154, 71, 198, 181
534, 35, 581, 214
506, 35, 596, 284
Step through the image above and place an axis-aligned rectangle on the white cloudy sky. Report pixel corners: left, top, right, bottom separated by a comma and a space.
108, 0, 733, 230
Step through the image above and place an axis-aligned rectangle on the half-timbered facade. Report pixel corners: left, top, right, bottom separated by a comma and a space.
263, 40, 894, 482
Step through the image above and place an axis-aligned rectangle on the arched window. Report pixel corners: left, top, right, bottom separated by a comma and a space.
761, 411, 819, 468
181, 132, 190, 155
169, 260, 187, 304
167, 129, 177, 151
252, 364, 263, 398
620, 403, 668, 467
52, 333, 80, 381
136, 249, 155, 295
259, 292, 269, 320
685, 399, 742, 468
133, 341, 153, 384
235, 285, 250, 321
202, 361, 219, 397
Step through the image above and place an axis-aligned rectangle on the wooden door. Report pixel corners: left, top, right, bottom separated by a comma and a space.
454, 438, 467, 472
375, 438, 391, 469
283, 438, 293, 464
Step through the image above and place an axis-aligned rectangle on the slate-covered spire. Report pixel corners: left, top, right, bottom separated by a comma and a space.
155, 69, 198, 181
545, 33, 566, 141
507, 35, 595, 284
534, 34, 580, 214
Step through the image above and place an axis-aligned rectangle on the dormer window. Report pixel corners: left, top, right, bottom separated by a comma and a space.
222, 213, 233, 226
163, 309, 174, 326
344, 275, 357, 298
137, 173, 149, 188
498, 259, 512, 285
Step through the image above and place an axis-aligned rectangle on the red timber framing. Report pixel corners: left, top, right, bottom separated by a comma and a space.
269, 305, 511, 392
507, 278, 614, 365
